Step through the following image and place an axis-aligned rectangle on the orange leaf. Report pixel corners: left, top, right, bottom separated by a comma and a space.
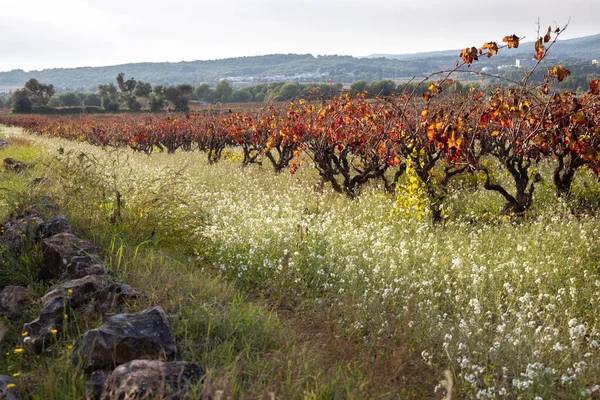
534, 38, 545, 61
480, 42, 499, 57
460, 47, 479, 65
502, 35, 520, 49
550, 64, 570, 82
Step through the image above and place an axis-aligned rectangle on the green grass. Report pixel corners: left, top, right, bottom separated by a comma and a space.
1, 124, 600, 398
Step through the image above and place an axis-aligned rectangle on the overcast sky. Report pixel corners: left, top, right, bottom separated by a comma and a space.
1, 0, 598, 72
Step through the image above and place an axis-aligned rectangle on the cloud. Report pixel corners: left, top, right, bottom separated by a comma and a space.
0, 0, 597, 71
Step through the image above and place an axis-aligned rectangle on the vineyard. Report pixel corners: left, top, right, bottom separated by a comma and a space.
1, 27, 600, 399
1, 73, 599, 220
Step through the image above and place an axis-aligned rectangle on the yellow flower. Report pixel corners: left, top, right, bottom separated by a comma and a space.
50, 329, 58, 335
13, 348, 24, 354
21, 331, 28, 337
12, 372, 20, 377
67, 345, 73, 350
6, 383, 16, 389
67, 289, 73, 294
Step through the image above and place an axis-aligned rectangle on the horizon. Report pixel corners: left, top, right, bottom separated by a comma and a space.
2, 0, 599, 73
2, 31, 599, 74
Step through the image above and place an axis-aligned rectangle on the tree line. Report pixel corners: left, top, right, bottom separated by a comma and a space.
3, 74, 482, 114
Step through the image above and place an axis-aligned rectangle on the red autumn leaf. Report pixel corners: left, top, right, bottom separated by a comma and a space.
534, 38, 545, 61
543, 26, 552, 43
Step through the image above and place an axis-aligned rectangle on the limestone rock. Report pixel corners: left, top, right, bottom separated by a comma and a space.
23, 276, 139, 354
41, 232, 99, 279
85, 370, 109, 400
22, 296, 64, 354
62, 256, 106, 280
0, 214, 43, 254
72, 306, 176, 372
100, 360, 204, 400
0, 286, 29, 319
37, 216, 72, 239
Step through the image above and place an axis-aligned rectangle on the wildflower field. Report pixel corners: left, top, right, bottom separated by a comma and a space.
1, 121, 599, 399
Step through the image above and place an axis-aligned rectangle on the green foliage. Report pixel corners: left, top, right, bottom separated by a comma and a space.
43, 149, 209, 254
23, 78, 55, 106
11, 90, 33, 114
214, 80, 233, 102
97, 83, 119, 112
366, 79, 396, 96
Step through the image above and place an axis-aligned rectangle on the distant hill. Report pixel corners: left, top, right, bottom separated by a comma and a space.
365, 33, 600, 60
1, 34, 598, 90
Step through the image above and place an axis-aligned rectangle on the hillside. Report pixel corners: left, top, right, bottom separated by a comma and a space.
366, 33, 600, 60
0, 34, 598, 89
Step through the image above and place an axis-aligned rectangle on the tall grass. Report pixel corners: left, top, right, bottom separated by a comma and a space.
2, 124, 600, 398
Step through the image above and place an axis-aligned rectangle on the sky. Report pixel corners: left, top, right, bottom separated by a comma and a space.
1, 0, 599, 72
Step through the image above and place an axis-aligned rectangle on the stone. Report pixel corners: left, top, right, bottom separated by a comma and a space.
91, 282, 139, 315
42, 275, 137, 315
37, 216, 72, 239
0, 375, 19, 400
61, 255, 106, 280
41, 232, 100, 279
0, 214, 43, 254
41, 275, 109, 307
23, 276, 139, 354
71, 306, 176, 372
3, 158, 27, 173
100, 360, 205, 400
0, 286, 29, 319
22, 296, 65, 354
85, 370, 109, 400
0, 140, 10, 149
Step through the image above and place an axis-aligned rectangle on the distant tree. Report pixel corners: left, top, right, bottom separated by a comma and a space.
215, 80, 233, 102
231, 89, 252, 103
134, 81, 152, 99
249, 84, 268, 102
367, 80, 396, 96
116, 73, 141, 110
83, 93, 101, 107
275, 82, 303, 101
350, 80, 367, 93
58, 92, 80, 107
193, 83, 211, 100
24, 78, 55, 106
11, 89, 33, 113
163, 84, 193, 112
98, 83, 120, 112
149, 86, 165, 112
